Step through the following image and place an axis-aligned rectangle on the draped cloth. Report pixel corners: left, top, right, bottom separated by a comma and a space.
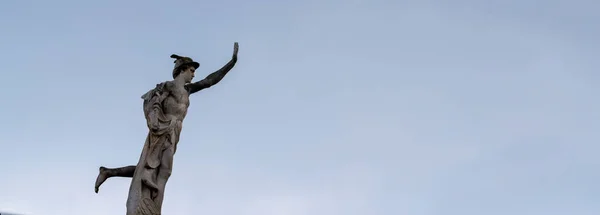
126, 82, 182, 215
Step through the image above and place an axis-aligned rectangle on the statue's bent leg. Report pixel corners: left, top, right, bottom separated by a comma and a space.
153, 146, 175, 205
94, 165, 136, 193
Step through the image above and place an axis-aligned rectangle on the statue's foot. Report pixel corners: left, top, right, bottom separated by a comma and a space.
94, 166, 109, 193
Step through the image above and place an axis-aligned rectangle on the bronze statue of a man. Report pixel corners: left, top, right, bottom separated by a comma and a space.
94, 42, 239, 215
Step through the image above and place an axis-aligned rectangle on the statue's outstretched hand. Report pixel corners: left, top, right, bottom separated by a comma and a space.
233, 42, 239, 58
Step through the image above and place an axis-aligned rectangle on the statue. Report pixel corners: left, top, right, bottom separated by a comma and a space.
94, 42, 240, 215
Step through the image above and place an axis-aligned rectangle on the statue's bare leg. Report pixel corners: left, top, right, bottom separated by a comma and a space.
95, 165, 136, 193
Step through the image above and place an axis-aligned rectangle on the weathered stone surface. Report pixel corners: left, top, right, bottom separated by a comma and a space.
94, 43, 239, 215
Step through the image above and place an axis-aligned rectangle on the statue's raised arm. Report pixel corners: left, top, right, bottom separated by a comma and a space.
186, 42, 239, 94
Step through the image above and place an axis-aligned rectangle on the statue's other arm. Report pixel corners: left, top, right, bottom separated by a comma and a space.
142, 82, 172, 132
187, 42, 239, 94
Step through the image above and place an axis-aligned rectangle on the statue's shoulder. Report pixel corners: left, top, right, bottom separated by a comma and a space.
141, 81, 174, 101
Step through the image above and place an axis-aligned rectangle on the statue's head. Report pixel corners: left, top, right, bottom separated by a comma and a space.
170, 54, 200, 82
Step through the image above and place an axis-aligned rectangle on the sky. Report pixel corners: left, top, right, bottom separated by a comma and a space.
0, 0, 599, 214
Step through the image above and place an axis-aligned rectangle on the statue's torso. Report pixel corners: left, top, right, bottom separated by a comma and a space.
162, 82, 191, 122
128, 81, 191, 215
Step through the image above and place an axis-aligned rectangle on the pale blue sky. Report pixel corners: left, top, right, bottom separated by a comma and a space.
1, 0, 599, 214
